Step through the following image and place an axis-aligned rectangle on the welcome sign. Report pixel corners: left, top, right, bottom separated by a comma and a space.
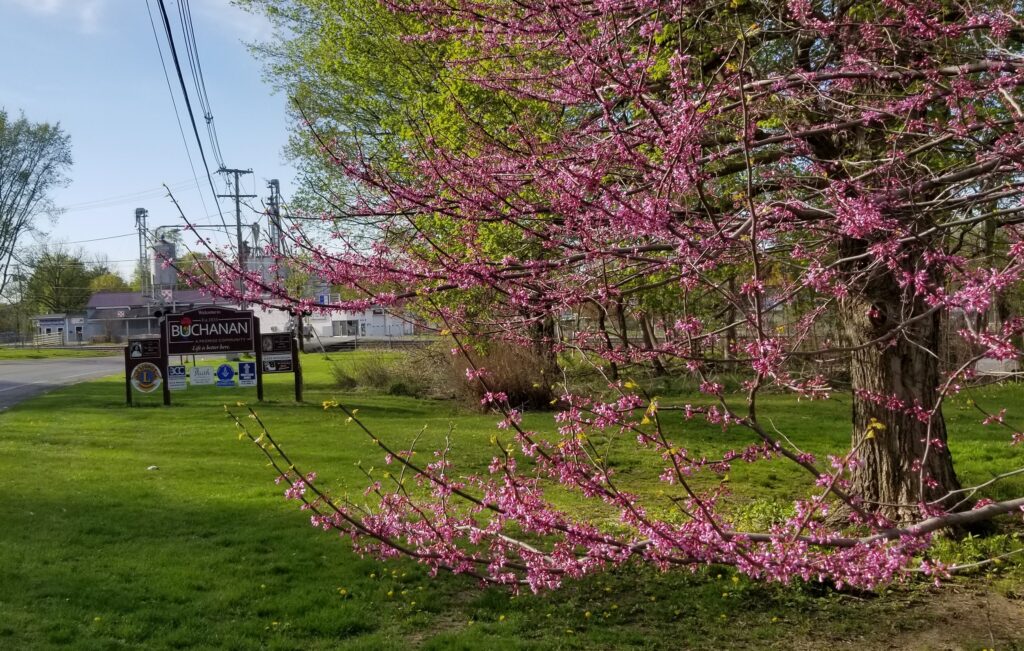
165, 307, 255, 355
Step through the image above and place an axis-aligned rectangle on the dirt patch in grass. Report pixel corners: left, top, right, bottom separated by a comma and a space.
792, 586, 1024, 650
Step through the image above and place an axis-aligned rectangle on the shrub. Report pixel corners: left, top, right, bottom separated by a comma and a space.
351, 355, 397, 390
328, 347, 456, 400
453, 343, 555, 410
328, 363, 358, 390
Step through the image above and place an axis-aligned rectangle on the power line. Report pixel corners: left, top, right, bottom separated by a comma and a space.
60, 233, 138, 245
58, 180, 197, 212
178, 0, 226, 170
151, 0, 231, 238
9, 252, 143, 268
144, 0, 217, 233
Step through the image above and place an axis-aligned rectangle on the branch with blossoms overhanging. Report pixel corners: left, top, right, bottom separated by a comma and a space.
164, 0, 1024, 588
226, 385, 1024, 591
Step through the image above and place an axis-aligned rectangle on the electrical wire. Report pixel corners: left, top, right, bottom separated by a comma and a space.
144, 0, 219, 236
152, 0, 232, 239
61, 233, 138, 245
58, 180, 198, 212
177, 0, 226, 170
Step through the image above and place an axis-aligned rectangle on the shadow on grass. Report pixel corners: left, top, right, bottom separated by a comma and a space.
3, 490, 1021, 650
2, 373, 1024, 649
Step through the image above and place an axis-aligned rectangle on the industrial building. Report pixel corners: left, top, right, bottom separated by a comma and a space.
30, 205, 417, 344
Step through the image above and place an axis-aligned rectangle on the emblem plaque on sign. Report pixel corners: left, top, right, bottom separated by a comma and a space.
238, 362, 257, 387
215, 363, 236, 387
131, 363, 163, 393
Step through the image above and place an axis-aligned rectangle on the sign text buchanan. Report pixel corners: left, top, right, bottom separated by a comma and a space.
165, 307, 255, 355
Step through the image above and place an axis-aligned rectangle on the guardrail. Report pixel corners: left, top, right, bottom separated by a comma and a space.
315, 337, 437, 353
1, 342, 123, 353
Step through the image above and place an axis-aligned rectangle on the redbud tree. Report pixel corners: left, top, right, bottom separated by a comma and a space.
213, 0, 1024, 590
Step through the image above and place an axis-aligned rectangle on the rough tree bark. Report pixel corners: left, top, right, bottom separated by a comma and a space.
842, 245, 961, 523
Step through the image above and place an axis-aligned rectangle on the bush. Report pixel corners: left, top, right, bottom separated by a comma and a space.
328, 347, 456, 399
328, 363, 358, 390
352, 355, 398, 390
453, 343, 556, 410
327, 343, 558, 409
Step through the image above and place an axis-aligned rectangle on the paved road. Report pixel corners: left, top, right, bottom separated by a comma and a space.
0, 356, 122, 412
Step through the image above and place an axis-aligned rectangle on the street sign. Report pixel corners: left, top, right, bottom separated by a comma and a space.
260, 333, 296, 374
216, 363, 236, 387
130, 362, 162, 393
165, 307, 255, 355
238, 362, 256, 387
191, 366, 214, 386
167, 365, 187, 391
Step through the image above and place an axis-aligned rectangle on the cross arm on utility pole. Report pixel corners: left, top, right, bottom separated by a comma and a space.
216, 167, 258, 307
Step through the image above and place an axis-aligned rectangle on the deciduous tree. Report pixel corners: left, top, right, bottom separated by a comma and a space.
218, 0, 1024, 590
25, 248, 101, 314
0, 109, 72, 297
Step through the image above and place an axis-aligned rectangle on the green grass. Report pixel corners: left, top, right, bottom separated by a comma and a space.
0, 346, 119, 360
0, 352, 1022, 649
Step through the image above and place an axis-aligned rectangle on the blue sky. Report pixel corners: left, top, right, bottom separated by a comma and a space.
0, 0, 295, 278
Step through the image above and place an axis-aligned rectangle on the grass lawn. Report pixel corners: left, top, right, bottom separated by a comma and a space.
0, 352, 1022, 649
0, 347, 119, 360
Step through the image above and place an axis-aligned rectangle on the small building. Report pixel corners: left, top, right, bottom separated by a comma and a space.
84, 290, 233, 342
32, 290, 417, 346
30, 313, 86, 345
303, 293, 415, 338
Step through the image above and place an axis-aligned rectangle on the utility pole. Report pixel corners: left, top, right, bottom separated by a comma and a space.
135, 208, 149, 296
267, 179, 285, 289
15, 266, 26, 346
267, 179, 283, 254
217, 167, 256, 308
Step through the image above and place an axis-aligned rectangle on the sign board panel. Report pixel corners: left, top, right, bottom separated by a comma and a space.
167, 365, 187, 391
190, 366, 214, 386
128, 338, 161, 360
165, 307, 255, 355
130, 362, 162, 393
263, 354, 293, 373
260, 333, 296, 374
238, 362, 257, 387
216, 363, 236, 387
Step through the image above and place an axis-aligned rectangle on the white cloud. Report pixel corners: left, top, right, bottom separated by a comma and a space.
193, 0, 274, 43
2, 0, 105, 34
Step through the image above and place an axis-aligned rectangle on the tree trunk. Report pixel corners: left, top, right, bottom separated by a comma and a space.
614, 297, 630, 352
638, 312, 667, 376
724, 276, 738, 371
843, 272, 961, 524
529, 314, 560, 386
596, 306, 619, 381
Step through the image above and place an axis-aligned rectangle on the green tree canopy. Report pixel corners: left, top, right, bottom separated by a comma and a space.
0, 109, 72, 298
25, 249, 104, 314
89, 272, 131, 294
